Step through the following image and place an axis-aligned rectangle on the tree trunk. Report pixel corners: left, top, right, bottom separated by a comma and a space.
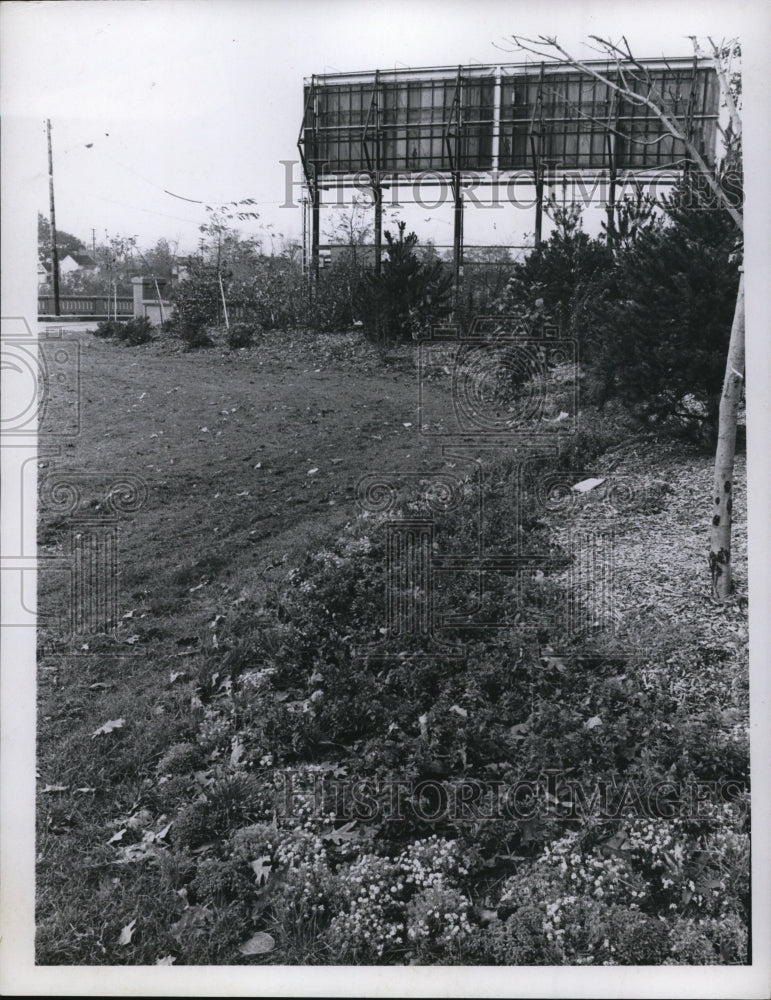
709, 272, 745, 600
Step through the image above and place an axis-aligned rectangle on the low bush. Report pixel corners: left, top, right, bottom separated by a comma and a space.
227, 321, 261, 349
93, 316, 153, 345
115, 316, 154, 346
179, 321, 214, 350
93, 319, 123, 339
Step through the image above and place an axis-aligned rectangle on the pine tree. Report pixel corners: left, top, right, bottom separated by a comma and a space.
362, 222, 453, 343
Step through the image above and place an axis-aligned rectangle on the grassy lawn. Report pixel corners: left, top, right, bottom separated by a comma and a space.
36, 327, 749, 966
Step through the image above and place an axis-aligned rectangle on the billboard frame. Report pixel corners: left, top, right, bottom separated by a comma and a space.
298, 57, 720, 294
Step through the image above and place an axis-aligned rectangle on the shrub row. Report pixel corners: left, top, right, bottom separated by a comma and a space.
93, 316, 154, 345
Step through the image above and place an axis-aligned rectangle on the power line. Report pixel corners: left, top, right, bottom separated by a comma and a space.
91, 194, 202, 226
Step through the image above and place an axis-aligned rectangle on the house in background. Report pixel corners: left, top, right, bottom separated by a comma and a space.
38, 260, 52, 288
59, 251, 98, 276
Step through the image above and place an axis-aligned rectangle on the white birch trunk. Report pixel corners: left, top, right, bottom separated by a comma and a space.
709, 272, 745, 599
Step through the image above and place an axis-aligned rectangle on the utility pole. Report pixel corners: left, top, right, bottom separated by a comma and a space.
46, 119, 61, 316
91, 228, 96, 258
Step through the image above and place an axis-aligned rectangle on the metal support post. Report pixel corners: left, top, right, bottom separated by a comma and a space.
534, 165, 544, 247
452, 172, 463, 305
373, 179, 382, 276
373, 70, 382, 276
311, 180, 320, 284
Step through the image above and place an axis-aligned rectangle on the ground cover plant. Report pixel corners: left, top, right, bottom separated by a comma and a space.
36, 316, 748, 965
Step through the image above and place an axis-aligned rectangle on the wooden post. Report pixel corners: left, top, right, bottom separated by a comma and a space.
218, 271, 230, 331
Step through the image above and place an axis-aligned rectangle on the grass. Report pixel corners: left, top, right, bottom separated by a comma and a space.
36, 326, 749, 965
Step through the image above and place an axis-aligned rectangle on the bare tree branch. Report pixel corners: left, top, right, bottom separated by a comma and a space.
707, 37, 742, 140
504, 34, 743, 232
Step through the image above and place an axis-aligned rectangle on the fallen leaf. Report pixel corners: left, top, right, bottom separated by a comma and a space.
125, 635, 140, 645
585, 715, 603, 730
572, 477, 605, 493
118, 918, 137, 945
156, 955, 175, 965
307, 467, 319, 476
171, 905, 212, 941
230, 739, 245, 767
126, 808, 153, 829
116, 842, 158, 863
122, 610, 135, 620
108, 828, 127, 844
540, 647, 567, 673
449, 704, 468, 719
92, 718, 125, 738
321, 819, 358, 844
284, 697, 311, 713
238, 931, 275, 956
604, 831, 629, 852
474, 906, 499, 925
250, 856, 272, 886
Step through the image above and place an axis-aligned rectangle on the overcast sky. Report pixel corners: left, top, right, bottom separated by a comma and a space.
0, 0, 760, 257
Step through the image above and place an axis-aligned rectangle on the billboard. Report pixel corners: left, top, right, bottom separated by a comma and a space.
300, 60, 719, 177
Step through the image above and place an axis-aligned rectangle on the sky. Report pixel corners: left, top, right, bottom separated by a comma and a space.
0, 0, 763, 257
